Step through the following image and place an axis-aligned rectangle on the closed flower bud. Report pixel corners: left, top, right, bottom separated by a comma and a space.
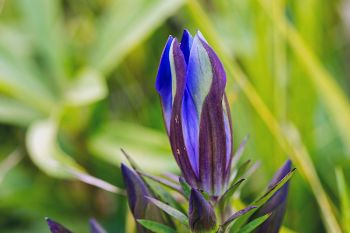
156, 30, 233, 196
121, 164, 164, 233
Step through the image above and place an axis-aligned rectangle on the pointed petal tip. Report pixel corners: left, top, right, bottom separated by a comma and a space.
285, 159, 292, 168
121, 163, 131, 176
195, 30, 208, 43
155, 35, 174, 92
46, 218, 72, 233
180, 29, 193, 64
181, 29, 192, 38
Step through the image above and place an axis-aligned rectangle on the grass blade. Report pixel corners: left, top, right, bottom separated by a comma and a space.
146, 196, 188, 225
257, 0, 350, 158
335, 167, 350, 233
90, 0, 185, 74
237, 214, 270, 233
137, 219, 177, 233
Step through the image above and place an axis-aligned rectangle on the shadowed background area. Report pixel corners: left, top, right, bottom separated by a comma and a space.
0, 0, 349, 232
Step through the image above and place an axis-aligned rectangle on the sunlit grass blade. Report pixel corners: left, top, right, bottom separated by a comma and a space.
219, 206, 257, 232
146, 196, 189, 226
237, 214, 270, 233
284, 124, 342, 233
257, 0, 350, 158
90, 0, 185, 74
218, 179, 245, 210
16, 0, 67, 92
0, 47, 55, 114
335, 167, 350, 233
139, 171, 182, 193
137, 219, 177, 233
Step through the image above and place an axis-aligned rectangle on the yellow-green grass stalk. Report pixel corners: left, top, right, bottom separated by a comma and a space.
257, 0, 350, 158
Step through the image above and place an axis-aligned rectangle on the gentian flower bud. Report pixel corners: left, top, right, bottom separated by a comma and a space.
121, 164, 164, 233
189, 189, 217, 233
156, 30, 233, 196
251, 160, 292, 233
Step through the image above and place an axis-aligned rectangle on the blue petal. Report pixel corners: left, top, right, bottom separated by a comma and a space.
180, 29, 193, 64
155, 36, 174, 133
168, 39, 200, 187
182, 31, 228, 195
181, 88, 199, 175
185, 33, 214, 116
180, 33, 213, 178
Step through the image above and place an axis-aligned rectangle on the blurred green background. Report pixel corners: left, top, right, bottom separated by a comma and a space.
0, 0, 349, 232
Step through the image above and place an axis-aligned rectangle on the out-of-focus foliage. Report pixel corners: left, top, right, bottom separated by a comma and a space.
0, 0, 349, 232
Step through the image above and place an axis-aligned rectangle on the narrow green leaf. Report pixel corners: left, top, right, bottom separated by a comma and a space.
120, 148, 141, 172
90, 0, 185, 74
139, 171, 182, 193
16, 0, 67, 91
219, 206, 257, 232
218, 179, 245, 209
335, 167, 350, 233
0, 47, 55, 113
147, 181, 186, 214
231, 160, 251, 184
254, 168, 296, 206
231, 135, 249, 167
237, 214, 270, 233
146, 196, 188, 225
137, 219, 177, 233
